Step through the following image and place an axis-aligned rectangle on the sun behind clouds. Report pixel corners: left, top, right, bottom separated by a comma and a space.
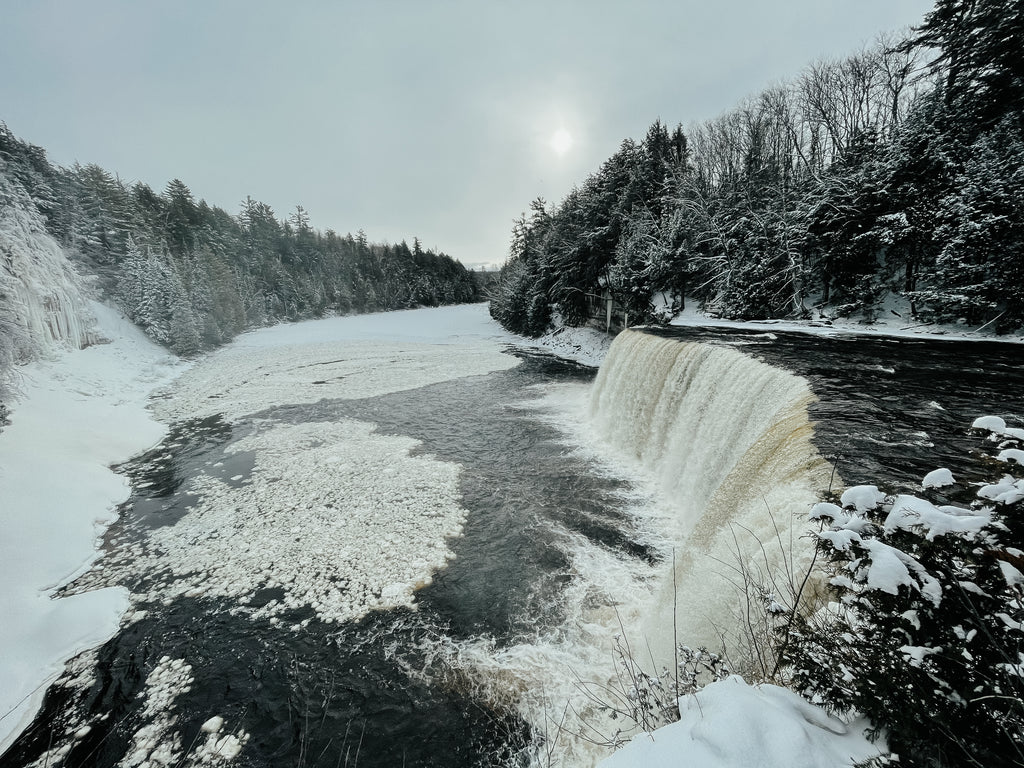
550, 128, 573, 155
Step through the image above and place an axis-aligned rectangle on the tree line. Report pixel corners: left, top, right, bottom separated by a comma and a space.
491, 0, 1024, 337
0, 127, 481, 357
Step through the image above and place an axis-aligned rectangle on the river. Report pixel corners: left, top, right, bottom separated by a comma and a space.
2, 306, 1021, 768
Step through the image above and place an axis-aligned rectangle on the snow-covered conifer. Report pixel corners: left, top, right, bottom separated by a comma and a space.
784, 419, 1024, 766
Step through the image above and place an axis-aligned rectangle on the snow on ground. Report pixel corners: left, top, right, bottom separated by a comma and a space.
0, 302, 182, 752
528, 323, 613, 368
598, 676, 884, 768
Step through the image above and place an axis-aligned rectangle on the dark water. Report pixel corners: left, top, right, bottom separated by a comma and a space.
3, 333, 1023, 768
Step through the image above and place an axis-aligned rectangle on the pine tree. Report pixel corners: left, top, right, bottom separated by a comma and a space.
909, 0, 1024, 137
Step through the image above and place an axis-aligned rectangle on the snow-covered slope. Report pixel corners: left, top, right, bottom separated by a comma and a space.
600, 676, 883, 768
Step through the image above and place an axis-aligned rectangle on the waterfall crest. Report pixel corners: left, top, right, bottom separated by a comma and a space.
590, 329, 835, 662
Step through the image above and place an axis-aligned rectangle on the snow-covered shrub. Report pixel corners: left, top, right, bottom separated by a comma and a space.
783, 419, 1024, 767
575, 635, 731, 750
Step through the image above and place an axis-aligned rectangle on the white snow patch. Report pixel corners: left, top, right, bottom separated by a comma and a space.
883, 495, 989, 540
977, 476, 1024, 504
528, 323, 613, 367
809, 502, 843, 522
840, 485, 887, 513
861, 539, 942, 606
998, 448, 1024, 465
598, 676, 885, 768
973, 415, 1008, 433
201, 716, 225, 734
922, 468, 955, 488
998, 560, 1024, 588
900, 645, 941, 667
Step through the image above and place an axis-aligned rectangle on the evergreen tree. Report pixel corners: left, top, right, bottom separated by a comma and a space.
784, 420, 1024, 767
908, 0, 1024, 137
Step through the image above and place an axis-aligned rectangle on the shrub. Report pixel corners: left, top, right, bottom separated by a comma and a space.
783, 418, 1024, 766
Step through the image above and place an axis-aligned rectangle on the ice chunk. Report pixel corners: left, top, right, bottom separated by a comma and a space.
922, 468, 955, 488
973, 415, 1007, 433
201, 716, 224, 734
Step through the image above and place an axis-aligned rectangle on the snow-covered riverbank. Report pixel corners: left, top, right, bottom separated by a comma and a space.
0, 303, 181, 752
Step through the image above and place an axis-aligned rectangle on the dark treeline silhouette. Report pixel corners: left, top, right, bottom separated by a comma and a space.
0, 126, 481, 356
491, 0, 1024, 337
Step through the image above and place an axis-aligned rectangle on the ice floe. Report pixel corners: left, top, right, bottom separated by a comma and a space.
75, 419, 468, 626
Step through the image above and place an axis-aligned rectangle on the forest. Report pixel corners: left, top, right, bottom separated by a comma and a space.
0, 123, 481, 398
490, 0, 1024, 337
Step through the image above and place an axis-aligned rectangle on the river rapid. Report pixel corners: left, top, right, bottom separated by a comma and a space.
2, 306, 1022, 768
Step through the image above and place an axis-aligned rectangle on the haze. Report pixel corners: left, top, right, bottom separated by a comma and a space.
0, 0, 933, 268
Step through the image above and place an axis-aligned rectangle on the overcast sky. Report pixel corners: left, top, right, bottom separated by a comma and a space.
1, 1, 934, 268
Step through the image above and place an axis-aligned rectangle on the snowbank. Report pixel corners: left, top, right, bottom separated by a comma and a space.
0, 302, 181, 752
598, 676, 884, 768
669, 293, 1024, 344
528, 323, 613, 367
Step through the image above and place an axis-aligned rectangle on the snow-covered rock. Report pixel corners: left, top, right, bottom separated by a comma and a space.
922, 468, 955, 488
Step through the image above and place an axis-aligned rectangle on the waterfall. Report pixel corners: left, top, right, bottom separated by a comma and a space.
590, 329, 835, 666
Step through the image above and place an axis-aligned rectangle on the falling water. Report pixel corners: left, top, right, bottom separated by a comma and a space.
588, 329, 835, 666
